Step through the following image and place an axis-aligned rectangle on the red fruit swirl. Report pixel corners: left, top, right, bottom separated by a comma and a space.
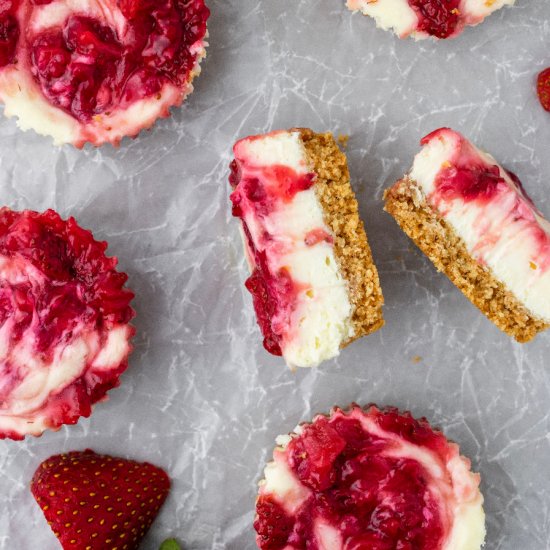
434, 163, 506, 204
255, 405, 485, 550
537, 67, 550, 112
0, 0, 209, 145
304, 228, 333, 247
423, 128, 508, 206
0, 1, 19, 67
229, 158, 312, 357
407, 0, 460, 39
0, 208, 134, 440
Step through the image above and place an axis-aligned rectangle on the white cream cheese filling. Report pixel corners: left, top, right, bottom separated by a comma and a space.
460, 0, 516, 23
346, 0, 418, 38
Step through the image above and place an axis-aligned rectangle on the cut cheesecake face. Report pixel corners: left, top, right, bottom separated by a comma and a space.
0, 0, 210, 147
0, 208, 135, 439
385, 127, 550, 342
346, 0, 515, 40
229, 129, 384, 369
255, 404, 486, 550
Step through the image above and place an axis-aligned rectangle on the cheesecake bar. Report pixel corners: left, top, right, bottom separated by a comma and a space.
385, 128, 550, 342
229, 129, 384, 368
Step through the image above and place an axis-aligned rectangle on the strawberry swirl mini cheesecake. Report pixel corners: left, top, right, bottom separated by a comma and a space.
346, 0, 515, 39
230, 129, 384, 369
0, 208, 134, 440
255, 405, 486, 550
385, 128, 550, 342
0, 0, 210, 146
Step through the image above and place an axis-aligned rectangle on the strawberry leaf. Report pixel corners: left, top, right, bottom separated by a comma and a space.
159, 539, 182, 550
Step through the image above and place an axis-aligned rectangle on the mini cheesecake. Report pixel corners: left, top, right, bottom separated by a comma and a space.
255, 404, 486, 550
385, 128, 550, 342
0, 208, 134, 439
229, 129, 384, 369
0, 0, 210, 146
346, 0, 515, 40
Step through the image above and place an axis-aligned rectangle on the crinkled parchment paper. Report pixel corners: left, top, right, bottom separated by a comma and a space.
0, 1, 550, 548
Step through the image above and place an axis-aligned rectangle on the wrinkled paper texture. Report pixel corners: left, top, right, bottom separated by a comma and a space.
1, 1, 550, 548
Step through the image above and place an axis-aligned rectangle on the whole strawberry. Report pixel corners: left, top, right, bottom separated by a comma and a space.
31, 449, 170, 550
538, 67, 550, 112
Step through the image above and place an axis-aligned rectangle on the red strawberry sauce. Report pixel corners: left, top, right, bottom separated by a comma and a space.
305, 228, 333, 247
407, 0, 460, 38
0, 1, 20, 67
255, 406, 459, 550
229, 154, 314, 357
421, 128, 518, 205
5, 0, 209, 121
421, 129, 507, 205
434, 163, 505, 204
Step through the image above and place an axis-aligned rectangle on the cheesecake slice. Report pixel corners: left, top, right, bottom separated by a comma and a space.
385, 128, 550, 342
229, 129, 384, 368
346, 0, 515, 40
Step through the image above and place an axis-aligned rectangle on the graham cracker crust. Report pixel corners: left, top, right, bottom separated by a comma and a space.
299, 128, 385, 342
384, 177, 548, 343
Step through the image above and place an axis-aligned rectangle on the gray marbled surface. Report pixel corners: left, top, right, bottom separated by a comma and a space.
0, 1, 549, 549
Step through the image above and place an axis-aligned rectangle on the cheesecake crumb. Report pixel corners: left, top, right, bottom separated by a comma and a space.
337, 134, 349, 148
